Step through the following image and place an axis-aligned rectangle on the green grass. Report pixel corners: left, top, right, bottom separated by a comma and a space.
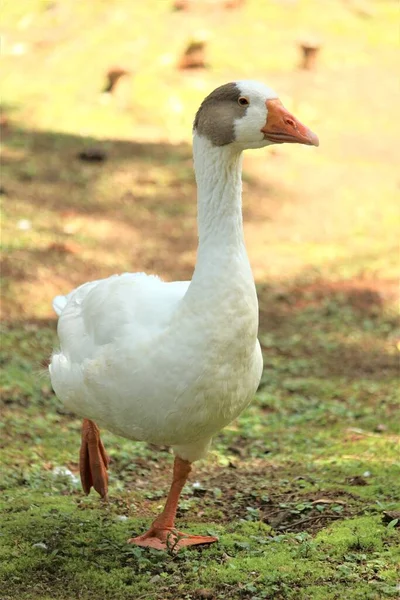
1, 290, 399, 599
1, 0, 400, 598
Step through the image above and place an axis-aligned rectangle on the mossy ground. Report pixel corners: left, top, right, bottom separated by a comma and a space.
1, 1, 399, 599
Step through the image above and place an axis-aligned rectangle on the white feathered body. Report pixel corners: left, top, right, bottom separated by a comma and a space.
50, 129, 268, 463
50, 261, 263, 461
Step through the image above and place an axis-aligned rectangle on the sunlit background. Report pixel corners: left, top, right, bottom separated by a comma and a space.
1, 2, 399, 598
2, 0, 399, 319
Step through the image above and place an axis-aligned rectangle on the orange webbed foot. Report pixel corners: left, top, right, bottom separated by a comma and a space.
128, 526, 218, 552
79, 419, 109, 500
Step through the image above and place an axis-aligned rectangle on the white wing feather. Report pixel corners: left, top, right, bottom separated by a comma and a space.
51, 273, 189, 363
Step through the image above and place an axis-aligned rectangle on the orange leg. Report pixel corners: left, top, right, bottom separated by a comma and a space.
79, 419, 109, 500
128, 456, 218, 552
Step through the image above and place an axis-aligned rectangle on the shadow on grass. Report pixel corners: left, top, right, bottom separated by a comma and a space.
1, 119, 277, 220
1, 118, 281, 317
257, 275, 399, 383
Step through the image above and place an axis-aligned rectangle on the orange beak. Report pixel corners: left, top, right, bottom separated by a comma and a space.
261, 99, 319, 147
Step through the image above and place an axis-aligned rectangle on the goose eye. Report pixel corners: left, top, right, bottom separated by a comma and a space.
238, 96, 249, 107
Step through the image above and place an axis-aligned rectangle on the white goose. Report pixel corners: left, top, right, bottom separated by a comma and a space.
50, 80, 318, 551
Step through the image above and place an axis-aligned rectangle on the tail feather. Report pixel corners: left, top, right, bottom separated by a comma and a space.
52, 295, 68, 316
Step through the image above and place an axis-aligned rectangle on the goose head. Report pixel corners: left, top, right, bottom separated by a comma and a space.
194, 80, 319, 150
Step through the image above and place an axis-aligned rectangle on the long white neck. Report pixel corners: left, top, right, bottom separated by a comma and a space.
192, 134, 250, 272
194, 135, 243, 245
184, 134, 255, 304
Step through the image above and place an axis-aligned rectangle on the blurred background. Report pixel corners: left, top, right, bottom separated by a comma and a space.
1, 0, 399, 320
1, 2, 400, 598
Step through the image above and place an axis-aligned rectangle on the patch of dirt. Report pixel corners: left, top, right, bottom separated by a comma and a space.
257, 277, 399, 381
194, 466, 360, 534
111, 456, 361, 535
285, 278, 399, 313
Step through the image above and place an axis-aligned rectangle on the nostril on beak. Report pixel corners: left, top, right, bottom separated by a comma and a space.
284, 117, 297, 129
